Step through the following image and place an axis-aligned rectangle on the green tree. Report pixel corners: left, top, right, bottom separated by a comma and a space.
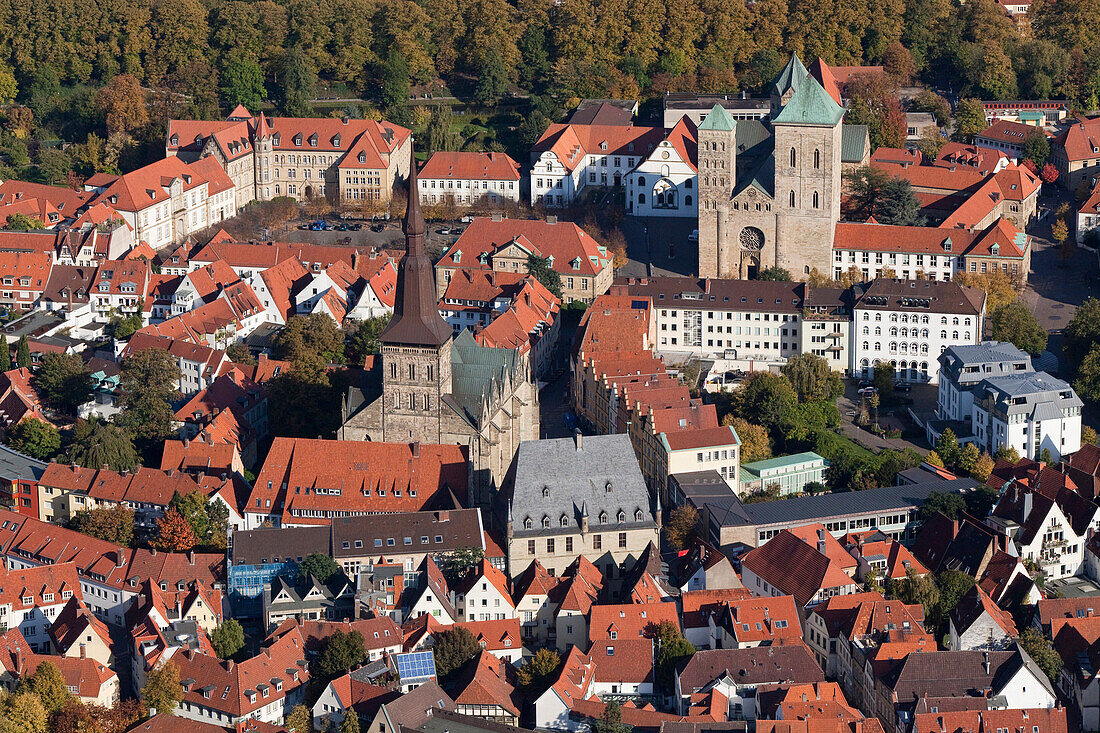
4, 213, 48, 231
517, 648, 562, 692
1019, 628, 1063, 683
71, 505, 135, 545
781, 353, 844, 403
758, 266, 792, 281
346, 315, 392, 365
220, 53, 266, 111
526, 254, 563, 298
652, 619, 694, 693
63, 419, 138, 472
0, 335, 10, 371
995, 445, 1021, 463
665, 505, 699, 550
6, 419, 60, 460
315, 629, 366, 680
739, 372, 797, 432
273, 314, 346, 369
892, 568, 940, 619
593, 700, 630, 733
1075, 344, 1100, 403
919, 490, 966, 521
141, 660, 182, 716
951, 98, 987, 143
936, 428, 961, 467
957, 442, 980, 476
424, 107, 463, 155
112, 314, 144, 340
925, 450, 944, 468
15, 336, 31, 368
1064, 298, 1100, 369
379, 51, 411, 110
933, 570, 975, 631
965, 483, 999, 516
1084, 425, 1098, 445
473, 49, 509, 105
33, 353, 92, 414
844, 167, 924, 225
0, 64, 16, 105
439, 547, 485, 583
433, 626, 482, 678
115, 348, 181, 451
723, 417, 771, 462
989, 301, 1048, 355
35, 147, 71, 185
297, 552, 341, 583
0, 692, 47, 733
211, 619, 245, 659
909, 89, 952, 127
281, 48, 317, 117
873, 362, 896, 402
1022, 129, 1051, 167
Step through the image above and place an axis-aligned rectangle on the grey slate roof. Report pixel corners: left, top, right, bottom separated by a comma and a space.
0, 444, 46, 482
231, 525, 332, 566
717, 477, 979, 528
509, 434, 655, 538
977, 371, 1082, 418
331, 508, 485, 560
939, 342, 1032, 387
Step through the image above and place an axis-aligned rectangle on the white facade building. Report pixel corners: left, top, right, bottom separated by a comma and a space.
625, 117, 699, 218
529, 124, 663, 207
851, 279, 986, 384
973, 372, 1083, 462
418, 152, 522, 207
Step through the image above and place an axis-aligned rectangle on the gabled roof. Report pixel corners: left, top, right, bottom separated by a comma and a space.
588, 601, 679, 642
443, 650, 521, 715
698, 105, 736, 133
772, 55, 810, 97
678, 646, 824, 692
950, 584, 1017, 640
773, 76, 844, 126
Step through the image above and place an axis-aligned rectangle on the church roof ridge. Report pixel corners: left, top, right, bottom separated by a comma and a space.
772, 55, 809, 97
772, 75, 845, 126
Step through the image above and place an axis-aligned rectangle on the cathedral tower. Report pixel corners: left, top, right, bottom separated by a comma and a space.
378, 155, 454, 442
697, 105, 738, 278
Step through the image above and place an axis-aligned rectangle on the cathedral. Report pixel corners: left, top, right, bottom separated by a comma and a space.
698, 56, 848, 280
339, 160, 540, 509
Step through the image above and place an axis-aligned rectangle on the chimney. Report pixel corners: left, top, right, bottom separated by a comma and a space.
703, 279, 711, 294
491, 212, 503, 222
574, 429, 583, 451
1023, 490, 1032, 519
79, 643, 86, 659
411, 441, 421, 458
188, 550, 195, 566
116, 548, 126, 568
983, 651, 991, 675
546, 215, 558, 225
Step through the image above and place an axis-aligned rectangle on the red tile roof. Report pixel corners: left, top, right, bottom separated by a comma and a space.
0, 561, 81, 611
588, 637, 654, 684
454, 618, 522, 652
250, 438, 469, 523
533, 124, 664, 172
913, 707, 1066, 733
977, 119, 1049, 146
664, 116, 699, 173
742, 528, 857, 607
420, 152, 521, 181
662, 425, 739, 451
0, 180, 90, 214
440, 217, 612, 278
588, 601, 679, 642
1055, 116, 1100, 163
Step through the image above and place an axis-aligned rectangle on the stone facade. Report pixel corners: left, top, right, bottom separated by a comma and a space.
699, 56, 844, 280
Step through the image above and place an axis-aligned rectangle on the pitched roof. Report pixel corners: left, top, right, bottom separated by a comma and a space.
912, 708, 1067, 733
678, 646, 825, 692
440, 217, 612, 278
773, 76, 845, 126
588, 602, 679, 642
949, 584, 1018, 639
741, 528, 857, 607
0, 561, 81, 611
420, 152, 521, 182
532, 124, 664, 172
444, 650, 521, 715
588, 637, 654, 684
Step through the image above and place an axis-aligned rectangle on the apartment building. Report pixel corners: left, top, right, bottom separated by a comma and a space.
973, 372, 1083, 461
851, 278, 986, 384
935, 341, 1033, 435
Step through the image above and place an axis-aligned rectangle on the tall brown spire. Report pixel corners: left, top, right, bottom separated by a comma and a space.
379, 151, 452, 347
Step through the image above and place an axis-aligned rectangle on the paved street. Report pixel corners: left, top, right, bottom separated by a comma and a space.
1021, 232, 1099, 373
835, 382, 938, 452
619, 216, 698, 278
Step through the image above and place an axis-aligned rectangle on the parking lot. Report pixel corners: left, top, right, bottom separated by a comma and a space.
264, 215, 468, 258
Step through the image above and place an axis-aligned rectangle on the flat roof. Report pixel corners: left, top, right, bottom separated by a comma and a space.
742, 452, 826, 474
719, 476, 979, 528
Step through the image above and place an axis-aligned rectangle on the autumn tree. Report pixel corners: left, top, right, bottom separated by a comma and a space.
433, 626, 481, 678
71, 505, 135, 546
6, 419, 60, 460
517, 648, 562, 692
0, 692, 47, 733
951, 98, 987, 143
97, 75, 148, 138
723, 417, 772, 462
665, 505, 699, 550
781, 353, 844, 402
285, 705, 314, 733
153, 509, 197, 552
24, 660, 71, 713
141, 660, 182, 716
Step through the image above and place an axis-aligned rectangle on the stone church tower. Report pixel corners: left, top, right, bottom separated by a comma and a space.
698, 56, 845, 279
376, 160, 455, 443
340, 152, 540, 509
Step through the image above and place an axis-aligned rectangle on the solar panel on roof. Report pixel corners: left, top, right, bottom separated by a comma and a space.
394, 651, 437, 681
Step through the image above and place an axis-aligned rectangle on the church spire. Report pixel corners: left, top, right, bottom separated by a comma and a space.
379, 149, 453, 347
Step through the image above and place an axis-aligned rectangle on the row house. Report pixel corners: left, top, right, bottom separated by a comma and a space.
90, 259, 152, 321
173, 368, 268, 468
84, 155, 236, 249
740, 525, 860, 609
346, 254, 397, 321
681, 591, 801, 650
0, 251, 53, 313
0, 562, 82, 652
833, 218, 1032, 285
948, 584, 1019, 651
1051, 612, 1100, 729
0, 628, 119, 707
0, 444, 45, 518
438, 270, 561, 379
262, 572, 355, 631
166, 107, 256, 209
0, 180, 91, 226
417, 152, 522, 207
530, 122, 663, 207
436, 216, 614, 305
0, 508, 223, 627
404, 614, 524, 665
171, 626, 311, 727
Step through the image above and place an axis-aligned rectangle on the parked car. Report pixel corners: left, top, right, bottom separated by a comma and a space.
438, 228, 451, 235
688, 229, 699, 242
857, 386, 878, 397
460, 215, 473, 223
308, 220, 326, 231
349, 223, 363, 231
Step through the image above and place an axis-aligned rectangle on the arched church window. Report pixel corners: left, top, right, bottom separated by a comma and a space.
812, 191, 819, 208
814, 149, 820, 169
789, 190, 795, 207
790, 148, 796, 167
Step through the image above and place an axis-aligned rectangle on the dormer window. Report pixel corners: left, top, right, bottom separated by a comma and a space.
990, 243, 999, 255
605, 481, 613, 493
170, 134, 179, 146
560, 514, 568, 527
21, 595, 32, 606
635, 509, 643, 521
599, 511, 608, 523
542, 486, 550, 498
332, 134, 341, 147
273, 134, 281, 146
293, 134, 303, 146
617, 510, 625, 523
308, 133, 318, 147
541, 515, 550, 529
942, 238, 952, 252
524, 518, 532, 529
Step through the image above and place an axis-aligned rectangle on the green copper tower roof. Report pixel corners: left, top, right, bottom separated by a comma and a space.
771, 55, 809, 97
698, 103, 737, 132
773, 75, 845, 126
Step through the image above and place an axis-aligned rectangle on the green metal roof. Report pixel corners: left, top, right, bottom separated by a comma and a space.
841, 124, 869, 163
449, 329, 519, 421
772, 55, 809, 97
773, 76, 845, 126
1017, 111, 1044, 121
699, 104, 737, 132
741, 451, 828, 476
